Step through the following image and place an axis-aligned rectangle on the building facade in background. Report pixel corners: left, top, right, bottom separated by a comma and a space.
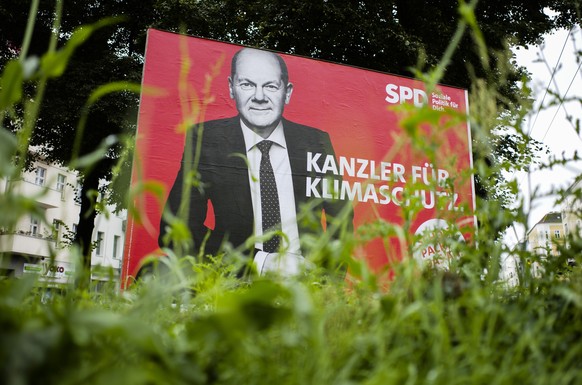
502, 193, 580, 286
525, 211, 564, 277
0, 159, 125, 287
526, 212, 564, 256
562, 179, 582, 240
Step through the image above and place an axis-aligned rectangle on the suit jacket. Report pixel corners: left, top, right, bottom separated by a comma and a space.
159, 116, 351, 257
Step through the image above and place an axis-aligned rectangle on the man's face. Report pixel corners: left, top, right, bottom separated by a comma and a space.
229, 50, 293, 136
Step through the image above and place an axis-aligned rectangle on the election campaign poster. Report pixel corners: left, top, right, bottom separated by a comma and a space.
121, 29, 475, 285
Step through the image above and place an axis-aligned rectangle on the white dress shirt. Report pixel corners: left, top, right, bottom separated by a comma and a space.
240, 120, 304, 275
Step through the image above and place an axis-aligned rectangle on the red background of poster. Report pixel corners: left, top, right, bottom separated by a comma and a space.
121, 29, 475, 285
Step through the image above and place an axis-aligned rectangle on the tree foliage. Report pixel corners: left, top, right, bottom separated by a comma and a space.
1, 1, 142, 281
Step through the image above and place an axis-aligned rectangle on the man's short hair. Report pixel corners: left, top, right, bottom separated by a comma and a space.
231, 48, 289, 85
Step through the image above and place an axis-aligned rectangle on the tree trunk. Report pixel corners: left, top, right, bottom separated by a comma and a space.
73, 171, 100, 290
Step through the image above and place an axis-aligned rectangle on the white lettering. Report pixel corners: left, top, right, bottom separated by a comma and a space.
392, 187, 404, 206
385, 83, 399, 103
369, 160, 380, 180
400, 86, 413, 103
448, 193, 460, 211
307, 152, 322, 173
412, 165, 422, 183
321, 178, 334, 199
341, 181, 362, 201
321, 155, 338, 175
438, 169, 449, 186
378, 185, 391, 204
414, 89, 428, 107
306, 176, 320, 198
356, 158, 369, 179
363, 184, 379, 203
339, 156, 354, 177
393, 163, 405, 182
385, 84, 427, 107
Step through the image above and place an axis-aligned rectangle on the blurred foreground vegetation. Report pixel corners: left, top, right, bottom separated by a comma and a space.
2, 253, 582, 385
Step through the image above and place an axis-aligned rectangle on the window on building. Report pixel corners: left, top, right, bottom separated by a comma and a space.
74, 182, 82, 204
545, 231, 549, 240
554, 230, 560, 239
34, 167, 46, 185
72, 224, 78, 234
52, 219, 62, 240
56, 174, 66, 192
95, 232, 104, 256
30, 217, 40, 236
112, 235, 121, 259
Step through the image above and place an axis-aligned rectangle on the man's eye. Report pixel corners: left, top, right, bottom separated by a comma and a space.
239, 83, 254, 90
264, 84, 280, 91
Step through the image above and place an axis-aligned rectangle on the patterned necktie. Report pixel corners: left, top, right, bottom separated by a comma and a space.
256, 140, 281, 253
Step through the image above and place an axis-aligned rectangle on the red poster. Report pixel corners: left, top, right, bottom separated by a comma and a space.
121, 29, 475, 285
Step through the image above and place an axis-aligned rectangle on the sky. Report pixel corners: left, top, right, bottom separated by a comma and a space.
505, 26, 582, 246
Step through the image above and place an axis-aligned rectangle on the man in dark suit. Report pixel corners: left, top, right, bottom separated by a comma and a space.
159, 48, 350, 274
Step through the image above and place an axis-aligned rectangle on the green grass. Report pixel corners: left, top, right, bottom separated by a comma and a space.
2, 257, 582, 385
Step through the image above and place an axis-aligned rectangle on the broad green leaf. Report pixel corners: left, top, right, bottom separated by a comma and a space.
40, 17, 123, 78
0, 128, 17, 177
0, 61, 23, 110
68, 134, 118, 170
87, 82, 142, 106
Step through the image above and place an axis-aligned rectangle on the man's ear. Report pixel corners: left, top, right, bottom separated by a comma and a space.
228, 76, 234, 99
285, 82, 294, 104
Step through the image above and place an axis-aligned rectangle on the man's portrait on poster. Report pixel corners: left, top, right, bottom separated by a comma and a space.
159, 47, 351, 275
